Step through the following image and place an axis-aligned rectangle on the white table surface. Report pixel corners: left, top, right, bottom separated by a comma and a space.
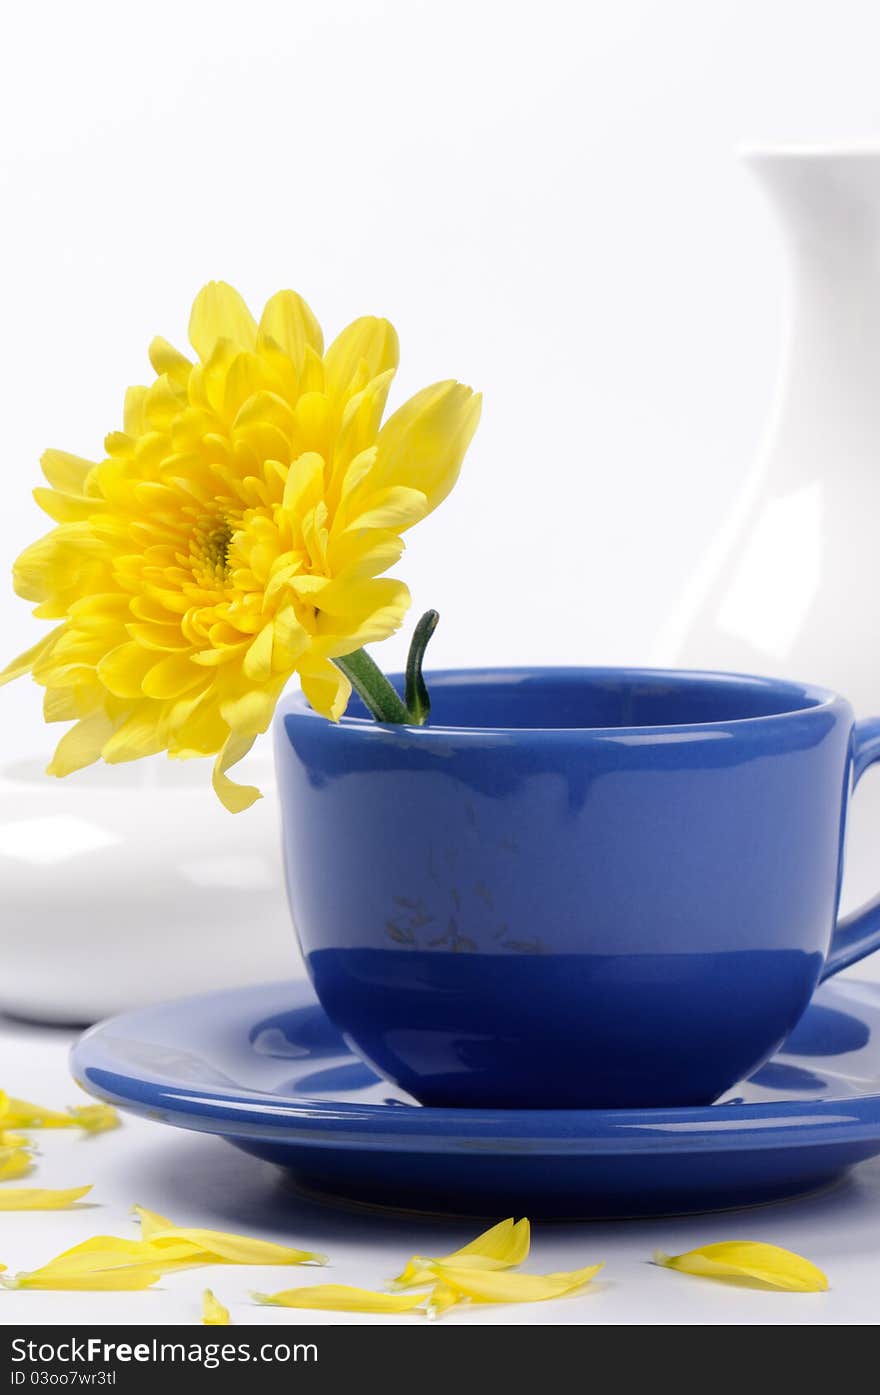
2, 1001, 880, 1328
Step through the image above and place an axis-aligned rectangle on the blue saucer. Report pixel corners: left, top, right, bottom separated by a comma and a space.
71, 977, 880, 1218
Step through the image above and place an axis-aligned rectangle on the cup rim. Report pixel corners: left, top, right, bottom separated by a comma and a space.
277, 665, 847, 741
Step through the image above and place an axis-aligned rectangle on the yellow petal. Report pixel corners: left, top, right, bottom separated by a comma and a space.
189, 282, 258, 359
283, 450, 325, 515
124, 385, 148, 435
226, 345, 274, 407
203, 1288, 230, 1325
313, 576, 410, 622
259, 290, 323, 369
212, 732, 260, 813
323, 317, 399, 399
148, 336, 193, 385
326, 529, 405, 581
654, 1243, 829, 1293
330, 375, 396, 491
450, 1217, 530, 1266
2, 1097, 77, 1129
38, 1235, 201, 1275
242, 624, 274, 682
0, 1147, 34, 1182
0, 630, 62, 686
6, 1265, 162, 1292
97, 642, 154, 699
394, 1218, 530, 1287
315, 596, 411, 656
40, 449, 96, 494
0, 1186, 92, 1211
166, 1238, 324, 1272
132, 1204, 174, 1239
44, 684, 89, 724
142, 652, 205, 700
254, 1285, 428, 1314
125, 622, 190, 653
429, 1262, 603, 1305
425, 1283, 461, 1319
132, 1206, 326, 1266
32, 488, 104, 523
1, 1098, 119, 1133
156, 1229, 325, 1267
338, 484, 428, 535
6, 1234, 206, 1293
297, 658, 351, 721
69, 1105, 120, 1134
46, 714, 117, 777
370, 381, 482, 516
101, 706, 170, 764
217, 685, 280, 737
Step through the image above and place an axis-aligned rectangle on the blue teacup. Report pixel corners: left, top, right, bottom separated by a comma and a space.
275, 667, 880, 1109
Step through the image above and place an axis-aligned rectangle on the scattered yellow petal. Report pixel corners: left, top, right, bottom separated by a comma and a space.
2, 1097, 75, 1129
0, 1133, 28, 1149
131, 1204, 174, 1239
202, 1289, 230, 1325
256, 1257, 601, 1318
69, 1105, 120, 1134
452, 1217, 531, 1266
2, 1233, 204, 1292
254, 1285, 429, 1314
132, 1205, 326, 1266
3, 1204, 326, 1296
425, 1283, 461, 1319
394, 1217, 530, 1287
0, 1185, 92, 1211
428, 1262, 603, 1305
160, 1229, 324, 1268
654, 1243, 828, 1293
0, 1147, 34, 1182
39, 1235, 203, 1275
0, 1097, 118, 1133
5, 1266, 162, 1292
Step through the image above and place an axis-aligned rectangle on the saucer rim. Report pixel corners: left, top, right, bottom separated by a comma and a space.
70, 978, 880, 1156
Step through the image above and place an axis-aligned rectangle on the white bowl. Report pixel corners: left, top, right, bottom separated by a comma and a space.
0, 752, 301, 1023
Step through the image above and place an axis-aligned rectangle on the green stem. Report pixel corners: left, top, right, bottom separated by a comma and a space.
334, 610, 441, 726
334, 648, 412, 724
405, 609, 439, 726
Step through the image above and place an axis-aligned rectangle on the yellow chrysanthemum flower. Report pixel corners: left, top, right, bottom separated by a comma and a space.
1, 282, 481, 810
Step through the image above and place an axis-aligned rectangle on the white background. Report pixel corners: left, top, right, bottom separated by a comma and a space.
5, 0, 880, 1330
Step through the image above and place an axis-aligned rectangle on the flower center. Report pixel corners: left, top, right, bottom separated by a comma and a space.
203, 521, 232, 572
190, 516, 233, 588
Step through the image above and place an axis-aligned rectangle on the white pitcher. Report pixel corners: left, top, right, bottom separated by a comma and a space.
658, 147, 880, 917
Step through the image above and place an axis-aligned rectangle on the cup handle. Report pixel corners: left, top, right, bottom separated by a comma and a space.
822, 716, 880, 981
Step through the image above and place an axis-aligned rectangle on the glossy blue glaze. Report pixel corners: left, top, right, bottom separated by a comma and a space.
71, 977, 880, 1218
274, 667, 880, 1109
